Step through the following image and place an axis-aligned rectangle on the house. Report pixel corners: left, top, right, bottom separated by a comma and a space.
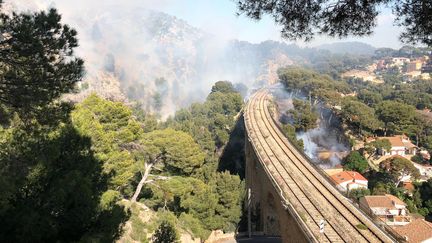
330, 171, 368, 192
391, 57, 410, 67
377, 135, 417, 157
393, 218, 432, 243
377, 59, 388, 70
406, 60, 423, 73
413, 162, 432, 181
419, 150, 431, 161
359, 194, 411, 226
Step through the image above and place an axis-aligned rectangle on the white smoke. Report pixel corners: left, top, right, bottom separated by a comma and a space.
270, 84, 350, 168
5, 1, 276, 118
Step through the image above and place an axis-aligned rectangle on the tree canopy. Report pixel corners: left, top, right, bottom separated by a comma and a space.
72, 94, 142, 191
341, 99, 381, 135
375, 100, 416, 135
0, 7, 128, 242
342, 151, 369, 173
288, 99, 318, 131
152, 221, 179, 243
0, 8, 83, 118
380, 156, 420, 186
236, 0, 432, 46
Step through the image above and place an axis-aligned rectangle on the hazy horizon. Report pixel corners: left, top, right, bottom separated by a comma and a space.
6, 0, 405, 49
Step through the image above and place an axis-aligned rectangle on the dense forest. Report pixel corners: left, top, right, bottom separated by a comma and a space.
278, 64, 432, 220
3, 1, 432, 241
0, 5, 245, 242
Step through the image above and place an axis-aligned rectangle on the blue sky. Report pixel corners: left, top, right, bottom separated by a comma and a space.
158, 0, 403, 48
14, 0, 404, 48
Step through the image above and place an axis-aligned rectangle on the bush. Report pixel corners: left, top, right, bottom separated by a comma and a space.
348, 188, 370, 202
411, 154, 424, 164
152, 221, 179, 243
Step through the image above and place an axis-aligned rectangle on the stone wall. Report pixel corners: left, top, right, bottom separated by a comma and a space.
245, 138, 308, 242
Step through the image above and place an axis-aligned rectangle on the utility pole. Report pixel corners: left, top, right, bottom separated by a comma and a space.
248, 188, 251, 238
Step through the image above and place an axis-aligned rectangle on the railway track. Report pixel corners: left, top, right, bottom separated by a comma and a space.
244, 89, 395, 243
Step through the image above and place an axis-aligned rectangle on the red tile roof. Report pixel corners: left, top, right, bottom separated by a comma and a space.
385, 194, 407, 206
394, 219, 432, 243
330, 171, 367, 185
362, 194, 406, 209
379, 136, 404, 147
378, 135, 417, 149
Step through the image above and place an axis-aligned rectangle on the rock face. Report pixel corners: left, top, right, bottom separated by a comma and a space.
59, 6, 306, 116
4, 2, 318, 116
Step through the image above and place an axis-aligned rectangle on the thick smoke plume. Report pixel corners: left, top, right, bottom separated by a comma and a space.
270, 84, 350, 168
5, 1, 297, 118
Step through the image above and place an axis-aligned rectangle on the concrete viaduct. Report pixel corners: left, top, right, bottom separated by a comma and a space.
244, 89, 399, 242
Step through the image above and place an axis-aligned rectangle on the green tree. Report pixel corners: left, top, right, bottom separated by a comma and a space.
376, 100, 416, 135
153, 92, 163, 111
380, 156, 420, 186
211, 81, 236, 93
278, 67, 350, 104
152, 221, 179, 243
281, 123, 304, 150
0, 123, 128, 242
236, 0, 432, 46
364, 139, 391, 159
371, 182, 391, 195
348, 188, 371, 202
342, 151, 369, 173
419, 179, 432, 197
358, 90, 383, 107
0, 8, 83, 118
72, 94, 142, 190
288, 99, 318, 131
213, 171, 243, 232
0, 7, 127, 242
406, 180, 432, 217
341, 99, 381, 135
130, 129, 205, 202
171, 81, 243, 150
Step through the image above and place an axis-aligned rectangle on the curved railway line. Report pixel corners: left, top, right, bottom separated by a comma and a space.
244, 89, 396, 243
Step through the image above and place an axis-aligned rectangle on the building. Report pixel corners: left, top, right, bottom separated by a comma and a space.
419, 150, 431, 161
413, 162, 432, 181
330, 171, 368, 192
406, 60, 423, 73
422, 56, 432, 74
393, 218, 432, 243
378, 135, 417, 157
392, 57, 411, 66
377, 59, 388, 70
359, 194, 411, 226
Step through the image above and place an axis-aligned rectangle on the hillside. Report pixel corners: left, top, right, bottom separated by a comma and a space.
316, 42, 376, 55
64, 6, 366, 117
15, 4, 369, 118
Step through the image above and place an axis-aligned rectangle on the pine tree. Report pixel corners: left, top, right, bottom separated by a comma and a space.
152, 221, 178, 243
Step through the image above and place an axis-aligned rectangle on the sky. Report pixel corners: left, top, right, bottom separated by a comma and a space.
8, 0, 404, 49
156, 0, 404, 48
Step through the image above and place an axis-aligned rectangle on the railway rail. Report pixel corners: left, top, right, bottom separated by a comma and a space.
244, 89, 395, 243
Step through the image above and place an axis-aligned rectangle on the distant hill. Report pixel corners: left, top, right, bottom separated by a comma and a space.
63, 7, 312, 116
316, 42, 376, 55
59, 6, 376, 117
